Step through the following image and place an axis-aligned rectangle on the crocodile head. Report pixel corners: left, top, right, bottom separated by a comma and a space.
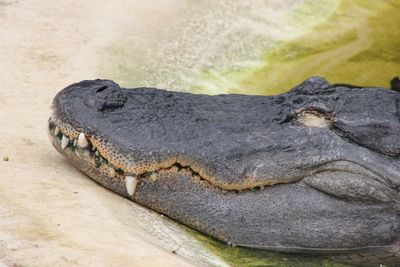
48, 77, 400, 264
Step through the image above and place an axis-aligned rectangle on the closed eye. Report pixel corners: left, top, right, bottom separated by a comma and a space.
296, 109, 334, 128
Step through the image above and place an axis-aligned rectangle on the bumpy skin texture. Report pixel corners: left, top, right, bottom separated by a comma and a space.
49, 77, 400, 266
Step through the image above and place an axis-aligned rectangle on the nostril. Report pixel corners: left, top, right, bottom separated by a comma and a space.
95, 86, 108, 93
85, 85, 127, 112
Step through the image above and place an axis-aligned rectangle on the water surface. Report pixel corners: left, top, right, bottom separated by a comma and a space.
99, 0, 399, 95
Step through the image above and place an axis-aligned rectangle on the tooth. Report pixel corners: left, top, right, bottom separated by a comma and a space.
77, 132, 89, 148
150, 172, 158, 181
125, 176, 138, 196
108, 167, 116, 177
54, 126, 60, 135
61, 135, 69, 149
73, 139, 77, 147
95, 151, 99, 156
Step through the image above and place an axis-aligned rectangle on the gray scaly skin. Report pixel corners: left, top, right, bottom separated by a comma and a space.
48, 77, 400, 266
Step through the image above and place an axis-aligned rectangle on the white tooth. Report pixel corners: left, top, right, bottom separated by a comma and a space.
108, 167, 116, 177
77, 132, 89, 148
95, 151, 99, 156
61, 135, 69, 149
54, 126, 60, 135
125, 176, 138, 196
73, 139, 77, 147
150, 172, 158, 181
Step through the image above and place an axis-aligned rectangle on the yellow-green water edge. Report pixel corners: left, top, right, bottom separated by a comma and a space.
188, 228, 352, 267
234, 0, 400, 95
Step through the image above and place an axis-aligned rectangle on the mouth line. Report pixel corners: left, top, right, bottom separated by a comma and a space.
48, 118, 225, 195
49, 118, 276, 195
48, 117, 391, 198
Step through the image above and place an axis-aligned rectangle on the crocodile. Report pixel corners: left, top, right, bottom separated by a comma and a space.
48, 77, 400, 266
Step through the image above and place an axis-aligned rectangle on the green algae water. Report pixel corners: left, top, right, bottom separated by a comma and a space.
97, 1, 400, 266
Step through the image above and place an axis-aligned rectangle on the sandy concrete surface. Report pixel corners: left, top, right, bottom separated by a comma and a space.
0, 1, 224, 266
